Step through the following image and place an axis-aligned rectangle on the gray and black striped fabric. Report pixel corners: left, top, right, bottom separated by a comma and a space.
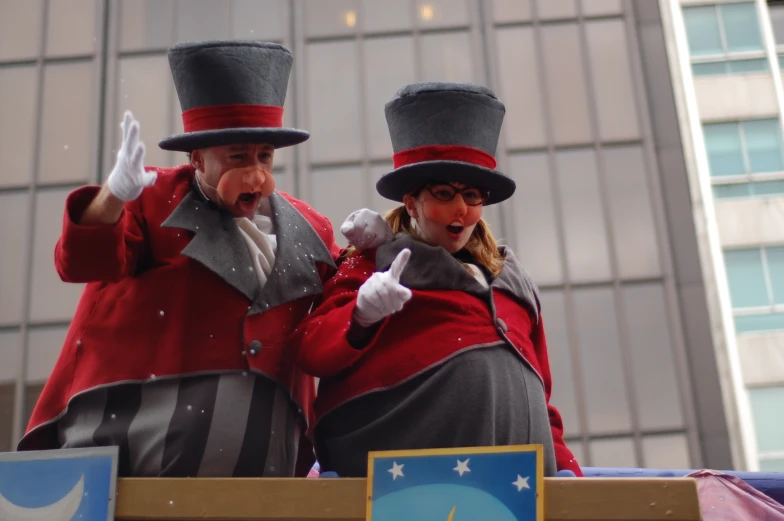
56, 372, 302, 477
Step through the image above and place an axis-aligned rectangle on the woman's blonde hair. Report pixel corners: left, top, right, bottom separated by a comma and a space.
384, 205, 506, 277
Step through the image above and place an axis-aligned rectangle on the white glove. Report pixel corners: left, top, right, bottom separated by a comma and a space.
353, 248, 413, 327
107, 111, 157, 202
341, 208, 394, 250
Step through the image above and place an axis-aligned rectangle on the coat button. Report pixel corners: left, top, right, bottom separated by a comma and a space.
248, 340, 261, 356
496, 318, 508, 334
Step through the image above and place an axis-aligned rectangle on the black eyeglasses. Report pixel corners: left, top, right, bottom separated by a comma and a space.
425, 183, 489, 206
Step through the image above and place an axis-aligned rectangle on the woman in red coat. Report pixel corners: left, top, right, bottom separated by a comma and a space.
291, 82, 582, 478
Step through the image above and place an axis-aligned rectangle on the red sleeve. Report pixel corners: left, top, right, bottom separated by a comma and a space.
55, 185, 146, 283
532, 314, 584, 477
291, 250, 391, 378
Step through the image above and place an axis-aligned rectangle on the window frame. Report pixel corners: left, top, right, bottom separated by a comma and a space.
705, 119, 784, 199
684, 2, 768, 76
725, 245, 784, 333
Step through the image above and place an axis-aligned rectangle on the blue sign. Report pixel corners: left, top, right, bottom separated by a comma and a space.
366, 445, 544, 521
0, 446, 118, 521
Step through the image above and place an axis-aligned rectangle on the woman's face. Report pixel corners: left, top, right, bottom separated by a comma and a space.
403, 182, 486, 253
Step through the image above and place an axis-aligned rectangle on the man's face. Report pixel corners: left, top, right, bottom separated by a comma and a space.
191, 143, 276, 219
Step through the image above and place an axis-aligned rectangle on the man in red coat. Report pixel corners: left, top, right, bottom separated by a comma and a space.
17, 40, 390, 478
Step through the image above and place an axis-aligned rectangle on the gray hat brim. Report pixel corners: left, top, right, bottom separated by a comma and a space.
158, 127, 309, 152
376, 160, 516, 206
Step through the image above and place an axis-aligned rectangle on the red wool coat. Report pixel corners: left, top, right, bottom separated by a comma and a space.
19, 165, 340, 475
291, 235, 583, 476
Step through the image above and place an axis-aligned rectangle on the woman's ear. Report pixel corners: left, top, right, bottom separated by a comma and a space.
403, 195, 418, 219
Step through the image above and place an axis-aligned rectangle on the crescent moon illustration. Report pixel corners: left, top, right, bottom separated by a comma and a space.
0, 474, 84, 521
447, 505, 456, 521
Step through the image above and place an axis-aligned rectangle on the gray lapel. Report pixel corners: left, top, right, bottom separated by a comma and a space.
161, 187, 260, 301
492, 247, 541, 323
375, 235, 540, 321
247, 192, 336, 314
375, 234, 488, 299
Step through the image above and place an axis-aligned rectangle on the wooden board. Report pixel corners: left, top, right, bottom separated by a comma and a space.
115, 477, 702, 521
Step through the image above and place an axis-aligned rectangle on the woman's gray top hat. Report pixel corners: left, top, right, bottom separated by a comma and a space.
158, 40, 308, 152
376, 82, 516, 206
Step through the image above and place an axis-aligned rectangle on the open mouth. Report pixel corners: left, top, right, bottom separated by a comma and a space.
235, 192, 261, 212
446, 224, 464, 236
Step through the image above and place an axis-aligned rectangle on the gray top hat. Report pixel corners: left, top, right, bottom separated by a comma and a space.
376, 82, 516, 205
158, 40, 308, 152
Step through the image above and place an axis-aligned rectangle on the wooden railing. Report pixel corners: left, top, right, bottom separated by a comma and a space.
115, 477, 703, 521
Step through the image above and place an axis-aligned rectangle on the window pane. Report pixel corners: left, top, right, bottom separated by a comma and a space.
304, 0, 359, 38
310, 166, 364, 249
642, 433, 691, 468
116, 56, 175, 169
556, 149, 612, 282
539, 290, 581, 436
760, 458, 784, 471
0, 0, 43, 60
507, 153, 563, 285
721, 3, 763, 53
703, 123, 746, 176
603, 146, 661, 279
370, 163, 397, 217
573, 287, 633, 434
363, 37, 415, 159
26, 325, 67, 382
232, 0, 286, 41
360, 0, 413, 32
118, 0, 175, 51
0, 383, 14, 452
0, 330, 20, 382
46, 0, 98, 57
692, 62, 728, 76
735, 312, 784, 333
540, 24, 592, 145
590, 437, 638, 467
0, 192, 30, 326
492, 0, 532, 22
496, 27, 546, 149
752, 180, 784, 196
724, 249, 769, 308
585, 20, 640, 141
743, 119, 783, 174
713, 182, 751, 198
726, 58, 768, 74
415, 0, 470, 29
0, 65, 37, 187
683, 6, 722, 56
306, 41, 362, 163
39, 61, 95, 184
624, 284, 684, 430
536, 0, 577, 20
420, 32, 475, 83
175, 0, 233, 41
771, 6, 784, 45
748, 386, 784, 452
565, 440, 584, 466
29, 189, 85, 323
766, 246, 784, 305
581, 0, 622, 16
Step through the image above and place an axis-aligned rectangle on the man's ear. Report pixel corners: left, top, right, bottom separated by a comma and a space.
190, 149, 204, 172
403, 195, 418, 219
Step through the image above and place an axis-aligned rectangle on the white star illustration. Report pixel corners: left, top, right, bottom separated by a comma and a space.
513, 474, 530, 491
453, 458, 471, 476
388, 461, 404, 480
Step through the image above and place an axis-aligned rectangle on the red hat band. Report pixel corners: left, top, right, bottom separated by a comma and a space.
182, 103, 284, 133
392, 145, 497, 170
